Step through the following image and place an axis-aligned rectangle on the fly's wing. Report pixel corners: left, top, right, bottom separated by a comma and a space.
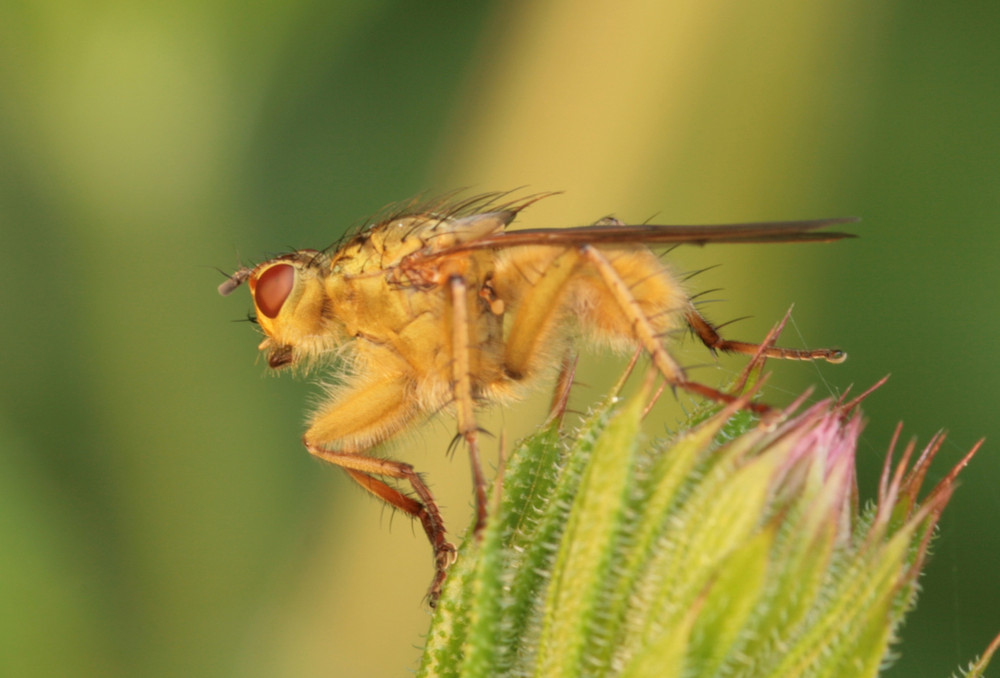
401, 218, 857, 268
446, 217, 858, 253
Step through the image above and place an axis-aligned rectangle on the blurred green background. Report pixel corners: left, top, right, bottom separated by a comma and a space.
2, 1, 997, 676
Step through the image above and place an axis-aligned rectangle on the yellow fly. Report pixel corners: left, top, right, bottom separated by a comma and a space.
219, 192, 853, 604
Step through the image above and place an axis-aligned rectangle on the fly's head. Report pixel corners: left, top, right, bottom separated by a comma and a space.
219, 250, 336, 370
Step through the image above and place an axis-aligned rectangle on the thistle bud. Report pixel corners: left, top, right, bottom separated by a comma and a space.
418, 385, 990, 678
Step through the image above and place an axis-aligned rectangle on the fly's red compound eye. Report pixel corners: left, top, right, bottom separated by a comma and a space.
254, 263, 295, 318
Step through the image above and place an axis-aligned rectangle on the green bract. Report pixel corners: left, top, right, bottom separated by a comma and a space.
418, 385, 988, 678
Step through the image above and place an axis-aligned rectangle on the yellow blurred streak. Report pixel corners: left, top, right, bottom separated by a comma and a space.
437, 0, 882, 220
437, 0, 718, 211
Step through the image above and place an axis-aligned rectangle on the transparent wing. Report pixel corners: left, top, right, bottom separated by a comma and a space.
417, 217, 858, 257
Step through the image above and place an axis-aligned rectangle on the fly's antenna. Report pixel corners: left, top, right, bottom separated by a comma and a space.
218, 267, 252, 296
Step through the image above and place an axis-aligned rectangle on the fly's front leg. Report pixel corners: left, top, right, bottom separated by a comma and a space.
448, 275, 488, 534
305, 371, 456, 605
306, 448, 456, 604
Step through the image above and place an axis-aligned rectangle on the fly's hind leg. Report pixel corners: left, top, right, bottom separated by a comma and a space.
501, 244, 761, 410
304, 371, 456, 605
685, 308, 846, 364
575, 245, 771, 412
498, 243, 814, 413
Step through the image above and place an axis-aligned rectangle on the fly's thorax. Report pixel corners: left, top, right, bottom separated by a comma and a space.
330, 215, 445, 278
330, 211, 509, 278
247, 251, 344, 368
